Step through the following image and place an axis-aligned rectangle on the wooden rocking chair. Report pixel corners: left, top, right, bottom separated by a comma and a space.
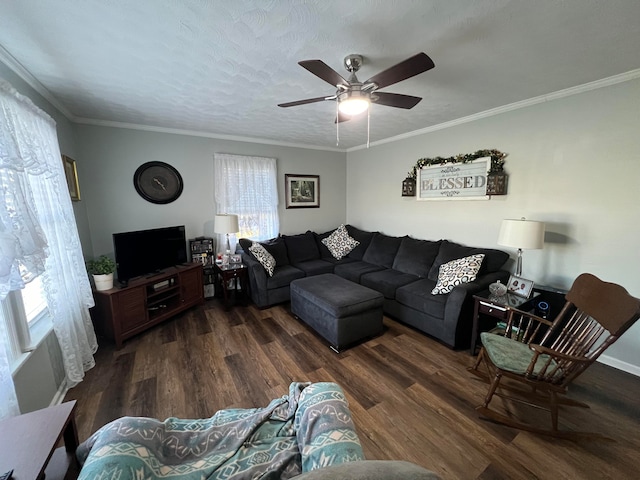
469, 273, 640, 438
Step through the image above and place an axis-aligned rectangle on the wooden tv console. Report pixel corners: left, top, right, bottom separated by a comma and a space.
92, 263, 204, 347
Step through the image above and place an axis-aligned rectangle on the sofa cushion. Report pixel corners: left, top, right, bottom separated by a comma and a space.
293, 259, 335, 276
395, 279, 448, 319
428, 240, 508, 280
360, 269, 420, 299
334, 261, 385, 283
321, 225, 360, 260
283, 231, 320, 264
362, 233, 404, 268
239, 236, 289, 266
266, 265, 305, 289
392, 237, 442, 278
294, 460, 442, 480
315, 229, 335, 259
345, 225, 376, 260
248, 242, 276, 276
431, 253, 485, 294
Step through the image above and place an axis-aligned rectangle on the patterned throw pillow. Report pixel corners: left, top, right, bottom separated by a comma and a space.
431, 254, 485, 295
248, 242, 276, 276
321, 225, 360, 260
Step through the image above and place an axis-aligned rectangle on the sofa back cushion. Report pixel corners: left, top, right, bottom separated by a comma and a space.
345, 225, 376, 260
315, 230, 334, 259
283, 231, 320, 264
239, 236, 289, 266
428, 240, 508, 281
362, 233, 404, 268
392, 237, 442, 278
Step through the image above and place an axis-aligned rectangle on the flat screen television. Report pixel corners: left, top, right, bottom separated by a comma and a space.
113, 225, 188, 282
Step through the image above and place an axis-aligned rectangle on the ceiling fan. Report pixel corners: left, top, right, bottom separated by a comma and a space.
278, 52, 435, 122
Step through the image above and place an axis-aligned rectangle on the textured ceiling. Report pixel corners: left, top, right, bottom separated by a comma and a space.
1, 0, 639, 150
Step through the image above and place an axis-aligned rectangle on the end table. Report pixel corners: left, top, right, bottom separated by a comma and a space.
0, 400, 79, 480
213, 262, 248, 309
470, 286, 568, 355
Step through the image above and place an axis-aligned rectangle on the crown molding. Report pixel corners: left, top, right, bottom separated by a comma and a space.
74, 117, 345, 152
347, 68, 640, 152
0, 43, 76, 121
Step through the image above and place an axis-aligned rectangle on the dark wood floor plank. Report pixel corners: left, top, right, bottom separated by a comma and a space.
67, 302, 640, 479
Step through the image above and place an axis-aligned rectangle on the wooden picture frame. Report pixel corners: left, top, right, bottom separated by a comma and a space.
507, 275, 534, 298
285, 174, 319, 208
62, 155, 81, 201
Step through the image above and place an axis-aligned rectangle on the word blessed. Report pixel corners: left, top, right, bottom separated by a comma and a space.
418, 159, 490, 200
421, 175, 486, 192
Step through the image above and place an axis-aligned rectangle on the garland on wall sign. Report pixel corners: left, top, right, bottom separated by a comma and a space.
406, 149, 507, 180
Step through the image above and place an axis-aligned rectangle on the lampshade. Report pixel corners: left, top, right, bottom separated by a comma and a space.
338, 91, 370, 116
213, 214, 239, 234
497, 218, 545, 250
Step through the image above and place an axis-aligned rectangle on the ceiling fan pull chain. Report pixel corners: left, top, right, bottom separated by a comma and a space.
367, 107, 370, 148
336, 101, 340, 146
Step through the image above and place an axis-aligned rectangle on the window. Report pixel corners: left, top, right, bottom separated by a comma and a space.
0, 275, 50, 365
214, 154, 279, 241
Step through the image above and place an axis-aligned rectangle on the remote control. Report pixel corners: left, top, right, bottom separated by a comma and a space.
0, 470, 13, 480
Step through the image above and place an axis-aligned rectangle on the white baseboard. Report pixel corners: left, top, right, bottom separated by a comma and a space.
598, 355, 640, 377
49, 379, 70, 406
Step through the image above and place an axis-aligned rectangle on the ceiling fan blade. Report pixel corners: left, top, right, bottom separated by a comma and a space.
278, 96, 332, 108
364, 52, 434, 90
334, 112, 351, 123
373, 92, 422, 109
299, 60, 349, 87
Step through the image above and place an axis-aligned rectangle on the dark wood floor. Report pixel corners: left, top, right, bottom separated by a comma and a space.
65, 300, 640, 479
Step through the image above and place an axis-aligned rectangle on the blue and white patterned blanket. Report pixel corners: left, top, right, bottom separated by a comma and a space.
76, 382, 364, 479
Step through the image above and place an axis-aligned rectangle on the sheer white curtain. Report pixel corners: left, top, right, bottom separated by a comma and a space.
0, 79, 97, 418
214, 154, 279, 244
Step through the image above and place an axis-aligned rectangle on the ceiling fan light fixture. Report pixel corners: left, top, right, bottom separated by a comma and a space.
338, 92, 370, 116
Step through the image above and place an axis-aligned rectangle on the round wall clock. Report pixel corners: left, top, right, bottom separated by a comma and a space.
133, 161, 184, 204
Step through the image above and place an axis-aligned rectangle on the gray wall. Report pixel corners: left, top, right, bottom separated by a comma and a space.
74, 125, 347, 257
346, 77, 640, 374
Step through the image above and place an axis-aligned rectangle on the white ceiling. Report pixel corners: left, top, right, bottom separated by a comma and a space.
1, 0, 639, 150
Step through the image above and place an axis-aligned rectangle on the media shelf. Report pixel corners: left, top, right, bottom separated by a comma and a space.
92, 263, 204, 348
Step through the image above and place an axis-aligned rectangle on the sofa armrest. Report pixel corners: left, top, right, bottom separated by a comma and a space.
241, 252, 269, 305
295, 382, 365, 472
442, 270, 510, 348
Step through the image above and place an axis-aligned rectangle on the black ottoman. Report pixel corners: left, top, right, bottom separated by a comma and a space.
290, 273, 384, 352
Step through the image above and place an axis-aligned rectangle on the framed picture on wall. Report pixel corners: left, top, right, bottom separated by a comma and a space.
62, 155, 81, 201
285, 174, 319, 208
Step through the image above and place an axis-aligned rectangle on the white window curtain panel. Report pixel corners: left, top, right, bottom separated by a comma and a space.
0, 79, 97, 417
214, 153, 279, 243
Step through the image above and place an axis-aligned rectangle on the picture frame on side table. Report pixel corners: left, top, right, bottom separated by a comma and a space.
285, 174, 319, 208
507, 275, 534, 298
63, 155, 81, 201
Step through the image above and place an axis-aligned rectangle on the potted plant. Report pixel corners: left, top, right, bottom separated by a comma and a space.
87, 255, 117, 291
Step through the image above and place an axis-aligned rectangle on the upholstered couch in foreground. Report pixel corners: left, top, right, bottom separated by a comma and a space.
240, 225, 509, 349
77, 382, 441, 479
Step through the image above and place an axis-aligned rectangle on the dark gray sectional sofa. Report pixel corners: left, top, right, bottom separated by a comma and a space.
239, 225, 509, 349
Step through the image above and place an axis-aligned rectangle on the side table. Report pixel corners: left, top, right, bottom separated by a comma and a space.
213, 262, 248, 309
0, 400, 79, 480
470, 286, 568, 355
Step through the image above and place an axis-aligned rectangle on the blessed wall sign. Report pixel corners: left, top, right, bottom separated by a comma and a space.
418, 157, 490, 201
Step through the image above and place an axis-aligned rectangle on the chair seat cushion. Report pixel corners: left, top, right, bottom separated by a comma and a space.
481, 332, 560, 378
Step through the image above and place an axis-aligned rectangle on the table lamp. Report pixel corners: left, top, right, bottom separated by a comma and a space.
497, 217, 545, 276
214, 214, 239, 256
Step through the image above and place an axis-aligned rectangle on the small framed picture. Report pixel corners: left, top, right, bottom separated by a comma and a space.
62, 155, 81, 201
285, 174, 319, 208
230, 254, 242, 264
507, 275, 534, 298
